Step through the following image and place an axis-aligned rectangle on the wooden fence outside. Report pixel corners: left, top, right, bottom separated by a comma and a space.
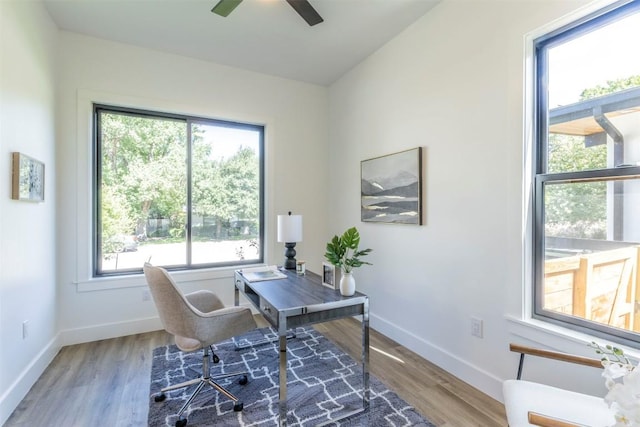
544, 246, 640, 331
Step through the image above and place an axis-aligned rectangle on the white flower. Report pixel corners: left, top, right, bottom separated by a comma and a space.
604, 361, 635, 380
591, 342, 640, 426
609, 369, 640, 422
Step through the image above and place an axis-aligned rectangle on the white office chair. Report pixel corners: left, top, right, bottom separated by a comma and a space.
503, 344, 615, 427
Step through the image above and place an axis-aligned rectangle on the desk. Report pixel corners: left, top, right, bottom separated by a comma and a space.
234, 268, 370, 426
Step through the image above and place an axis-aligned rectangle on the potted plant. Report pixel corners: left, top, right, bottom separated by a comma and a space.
324, 227, 372, 296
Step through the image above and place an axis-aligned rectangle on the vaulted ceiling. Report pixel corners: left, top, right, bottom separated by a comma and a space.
44, 0, 439, 86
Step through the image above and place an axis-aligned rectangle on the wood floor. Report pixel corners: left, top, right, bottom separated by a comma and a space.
5, 316, 507, 427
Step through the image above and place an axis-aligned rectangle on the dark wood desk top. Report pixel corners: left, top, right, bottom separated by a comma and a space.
249, 269, 365, 309
235, 268, 368, 328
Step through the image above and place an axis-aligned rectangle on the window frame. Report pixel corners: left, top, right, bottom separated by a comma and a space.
532, 0, 640, 346
93, 104, 265, 277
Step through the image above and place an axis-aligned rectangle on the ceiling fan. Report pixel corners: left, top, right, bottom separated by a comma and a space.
211, 0, 324, 26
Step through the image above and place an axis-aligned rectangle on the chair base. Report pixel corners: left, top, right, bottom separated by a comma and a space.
155, 373, 248, 413
154, 347, 248, 427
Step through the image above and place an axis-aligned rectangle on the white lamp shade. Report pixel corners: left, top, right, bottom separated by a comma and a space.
277, 214, 303, 243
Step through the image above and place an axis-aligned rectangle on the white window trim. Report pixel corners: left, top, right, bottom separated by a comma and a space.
73, 89, 276, 292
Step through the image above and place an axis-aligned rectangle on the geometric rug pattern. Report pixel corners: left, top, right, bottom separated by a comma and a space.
148, 326, 435, 426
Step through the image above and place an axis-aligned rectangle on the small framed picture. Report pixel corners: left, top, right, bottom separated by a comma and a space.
322, 262, 341, 290
12, 152, 45, 202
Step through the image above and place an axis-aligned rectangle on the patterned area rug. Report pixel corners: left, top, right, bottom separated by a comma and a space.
148, 327, 434, 426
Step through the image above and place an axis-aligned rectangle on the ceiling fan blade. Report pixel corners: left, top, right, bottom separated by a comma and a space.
285, 0, 324, 26
211, 0, 243, 17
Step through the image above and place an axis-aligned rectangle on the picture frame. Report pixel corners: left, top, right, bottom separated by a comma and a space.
12, 152, 45, 202
361, 147, 423, 225
321, 262, 341, 290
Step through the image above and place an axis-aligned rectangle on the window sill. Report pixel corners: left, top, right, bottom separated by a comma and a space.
505, 315, 640, 360
75, 263, 265, 292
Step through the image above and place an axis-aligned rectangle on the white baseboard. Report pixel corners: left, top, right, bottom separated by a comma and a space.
370, 313, 505, 402
59, 316, 163, 346
0, 334, 61, 426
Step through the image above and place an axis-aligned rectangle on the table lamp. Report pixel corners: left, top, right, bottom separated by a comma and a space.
277, 212, 303, 269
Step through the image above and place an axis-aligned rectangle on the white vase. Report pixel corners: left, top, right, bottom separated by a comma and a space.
340, 272, 356, 296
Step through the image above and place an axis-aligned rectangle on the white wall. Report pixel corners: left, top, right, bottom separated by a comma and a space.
328, 0, 610, 402
55, 33, 329, 344
0, 1, 59, 423
3, 0, 626, 422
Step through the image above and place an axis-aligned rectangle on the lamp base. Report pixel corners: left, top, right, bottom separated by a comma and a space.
284, 242, 297, 269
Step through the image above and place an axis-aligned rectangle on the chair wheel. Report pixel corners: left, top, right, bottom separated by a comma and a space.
238, 375, 248, 385
233, 402, 244, 412
212, 354, 220, 364
154, 393, 166, 402
175, 418, 187, 427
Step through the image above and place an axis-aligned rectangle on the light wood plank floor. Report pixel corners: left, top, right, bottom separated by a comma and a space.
5, 316, 507, 427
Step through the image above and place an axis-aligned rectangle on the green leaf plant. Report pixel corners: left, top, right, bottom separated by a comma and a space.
324, 227, 373, 274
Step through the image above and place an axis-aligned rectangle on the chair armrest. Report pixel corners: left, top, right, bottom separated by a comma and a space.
192, 306, 257, 344
528, 411, 586, 427
510, 344, 603, 369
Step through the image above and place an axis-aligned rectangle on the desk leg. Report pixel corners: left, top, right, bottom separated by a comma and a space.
278, 314, 288, 427
362, 298, 370, 410
234, 284, 239, 307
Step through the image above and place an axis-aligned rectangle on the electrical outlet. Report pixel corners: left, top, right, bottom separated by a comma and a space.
22, 320, 29, 339
471, 317, 483, 338
142, 289, 151, 301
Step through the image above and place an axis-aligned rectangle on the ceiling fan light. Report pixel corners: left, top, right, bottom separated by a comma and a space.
212, 0, 243, 17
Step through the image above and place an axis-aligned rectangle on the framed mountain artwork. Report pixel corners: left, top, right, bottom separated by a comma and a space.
360, 147, 422, 225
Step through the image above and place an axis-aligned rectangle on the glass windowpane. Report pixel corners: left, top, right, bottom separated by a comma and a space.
546, 10, 640, 174
191, 124, 261, 265
542, 178, 640, 334
99, 111, 187, 273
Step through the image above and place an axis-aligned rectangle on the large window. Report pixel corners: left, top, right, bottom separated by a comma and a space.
94, 105, 264, 276
533, 1, 640, 344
